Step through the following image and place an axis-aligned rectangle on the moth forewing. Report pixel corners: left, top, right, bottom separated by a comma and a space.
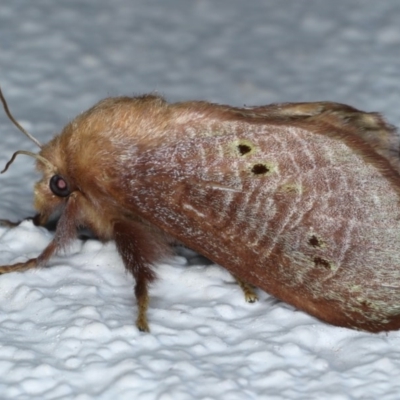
113, 115, 400, 332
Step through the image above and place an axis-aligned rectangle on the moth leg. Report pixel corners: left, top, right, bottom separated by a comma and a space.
114, 221, 166, 332
0, 195, 79, 275
134, 272, 151, 332
234, 275, 258, 303
0, 239, 57, 275
0, 258, 39, 274
0, 213, 45, 228
0, 219, 20, 228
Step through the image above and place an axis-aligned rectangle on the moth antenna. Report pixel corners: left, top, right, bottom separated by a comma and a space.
1, 150, 54, 174
0, 86, 42, 148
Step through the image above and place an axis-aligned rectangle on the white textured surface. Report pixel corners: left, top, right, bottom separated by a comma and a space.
1, 1, 400, 399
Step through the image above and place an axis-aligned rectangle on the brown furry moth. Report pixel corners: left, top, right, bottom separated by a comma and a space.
1, 87, 400, 333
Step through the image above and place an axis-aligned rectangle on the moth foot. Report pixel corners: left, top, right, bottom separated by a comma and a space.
244, 291, 259, 303
234, 275, 259, 303
136, 317, 150, 333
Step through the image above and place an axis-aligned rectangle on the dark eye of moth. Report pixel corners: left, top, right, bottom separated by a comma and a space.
49, 175, 70, 197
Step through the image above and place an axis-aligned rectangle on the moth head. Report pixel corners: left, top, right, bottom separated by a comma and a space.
33, 159, 74, 224
0, 87, 72, 224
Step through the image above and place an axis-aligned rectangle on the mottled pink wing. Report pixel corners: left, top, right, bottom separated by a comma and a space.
123, 117, 400, 331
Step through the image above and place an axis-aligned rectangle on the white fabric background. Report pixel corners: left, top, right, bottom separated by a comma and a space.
1, 1, 400, 399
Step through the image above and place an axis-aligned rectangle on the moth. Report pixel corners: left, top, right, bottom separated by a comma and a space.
1, 87, 400, 333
